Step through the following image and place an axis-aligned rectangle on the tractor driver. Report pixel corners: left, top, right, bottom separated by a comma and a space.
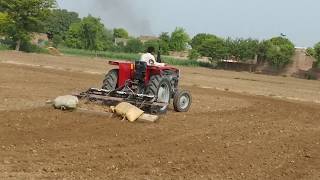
140, 47, 165, 66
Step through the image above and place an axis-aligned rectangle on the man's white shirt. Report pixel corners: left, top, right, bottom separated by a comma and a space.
140, 53, 165, 66
140, 53, 156, 65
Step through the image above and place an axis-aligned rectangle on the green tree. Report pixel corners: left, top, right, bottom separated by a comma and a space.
306, 47, 315, 57
113, 28, 129, 39
265, 37, 295, 69
65, 15, 113, 51
144, 40, 159, 52
44, 9, 80, 46
100, 28, 114, 51
80, 16, 105, 51
159, 40, 170, 55
51, 35, 63, 48
0, 0, 56, 51
224, 37, 236, 58
198, 37, 227, 62
311, 42, 320, 68
169, 27, 190, 52
65, 23, 83, 49
257, 40, 269, 63
0, 12, 10, 33
143, 40, 169, 55
110, 41, 125, 52
314, 43, 320, 58
225, 38, 259, 61
159, 32, 170, 55
190, 33, 217, 51
188, 49, 201, 60
124, 38, 143, 53
0, 12, 8, 24
159, 32, 170, 43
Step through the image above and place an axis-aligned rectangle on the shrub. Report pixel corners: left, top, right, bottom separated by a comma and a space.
190, 33, 217, 51
188, 49, 200, 60
124, 38, 143, 53
305, 71, 317, 80
313, 42, 320, 68
198, 37, 227, 62
59, 47, 213, 68
0, 43, 9, 50
143, 40, 169, 55
65, 15, 114, 51
265, 37, 295, 69
169, 27, 190, 52
306, 47, 315, 57
143, 40, 159, 52
113, 28, 129, 39
20, 41, 49, 53
52, 35, 63, 48
225, 38, 259, 61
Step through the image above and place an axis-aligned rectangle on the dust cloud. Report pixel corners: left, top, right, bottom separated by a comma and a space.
90, 0, 152, 35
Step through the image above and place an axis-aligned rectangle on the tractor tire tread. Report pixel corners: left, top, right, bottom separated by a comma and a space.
146, 75, 160, 95
102, 69, 118, 90
145, 75, 172, 114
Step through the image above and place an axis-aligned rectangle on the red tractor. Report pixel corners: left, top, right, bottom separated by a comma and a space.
79, 60, 192, 114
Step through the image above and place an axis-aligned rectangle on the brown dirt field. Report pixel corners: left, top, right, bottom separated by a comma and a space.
0, 51, 319, 179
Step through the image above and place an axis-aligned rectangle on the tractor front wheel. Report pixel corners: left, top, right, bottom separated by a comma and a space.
146, 75, 171, 114
173, 90, 192, 112
102, 69, 118, 90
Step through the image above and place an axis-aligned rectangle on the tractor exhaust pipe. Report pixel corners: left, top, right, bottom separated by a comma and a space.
156, 42, 162, 63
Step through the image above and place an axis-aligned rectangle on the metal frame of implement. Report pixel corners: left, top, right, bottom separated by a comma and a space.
76, 88, 168, 113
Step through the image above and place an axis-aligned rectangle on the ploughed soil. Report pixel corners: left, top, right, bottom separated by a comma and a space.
0, 51, 319, 179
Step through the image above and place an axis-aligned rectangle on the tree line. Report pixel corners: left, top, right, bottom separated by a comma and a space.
1, 0, 319, 69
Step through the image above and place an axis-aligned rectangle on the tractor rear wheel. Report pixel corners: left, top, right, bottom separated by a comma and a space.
173, 90, 192, 112
145, 75, 171, 114
102, 69, 118, 90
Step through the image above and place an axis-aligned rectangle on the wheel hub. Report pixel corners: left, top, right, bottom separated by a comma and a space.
179, 95, 190, 110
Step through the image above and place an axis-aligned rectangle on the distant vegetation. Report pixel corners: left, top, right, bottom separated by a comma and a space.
306, 42, 320, 68
261, 37, 295, 69
0, 43, 9, 50
0, 0, 319, 69
0, 0, 55, 51
60, 47, 213, 68
113, 28, 129, 39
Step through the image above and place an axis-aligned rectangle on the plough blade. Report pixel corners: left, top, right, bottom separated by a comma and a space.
75, 88, 168, 114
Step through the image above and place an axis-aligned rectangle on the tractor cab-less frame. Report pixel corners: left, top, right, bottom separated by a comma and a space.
78, 60, 192, 114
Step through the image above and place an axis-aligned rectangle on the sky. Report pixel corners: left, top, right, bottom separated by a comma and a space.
56, 0, 320, 47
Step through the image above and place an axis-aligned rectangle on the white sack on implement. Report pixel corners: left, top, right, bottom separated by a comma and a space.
54, 95, 79, 110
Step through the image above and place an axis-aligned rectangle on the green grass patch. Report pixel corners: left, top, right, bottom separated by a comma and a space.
0, 43, 10, 51
0, 41, 49, 54
60, 47, 140, 60
162, 56, 213, 67
59, 47, 213, 68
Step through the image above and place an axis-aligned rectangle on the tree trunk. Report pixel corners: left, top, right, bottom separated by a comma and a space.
15, 39, 21, 51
